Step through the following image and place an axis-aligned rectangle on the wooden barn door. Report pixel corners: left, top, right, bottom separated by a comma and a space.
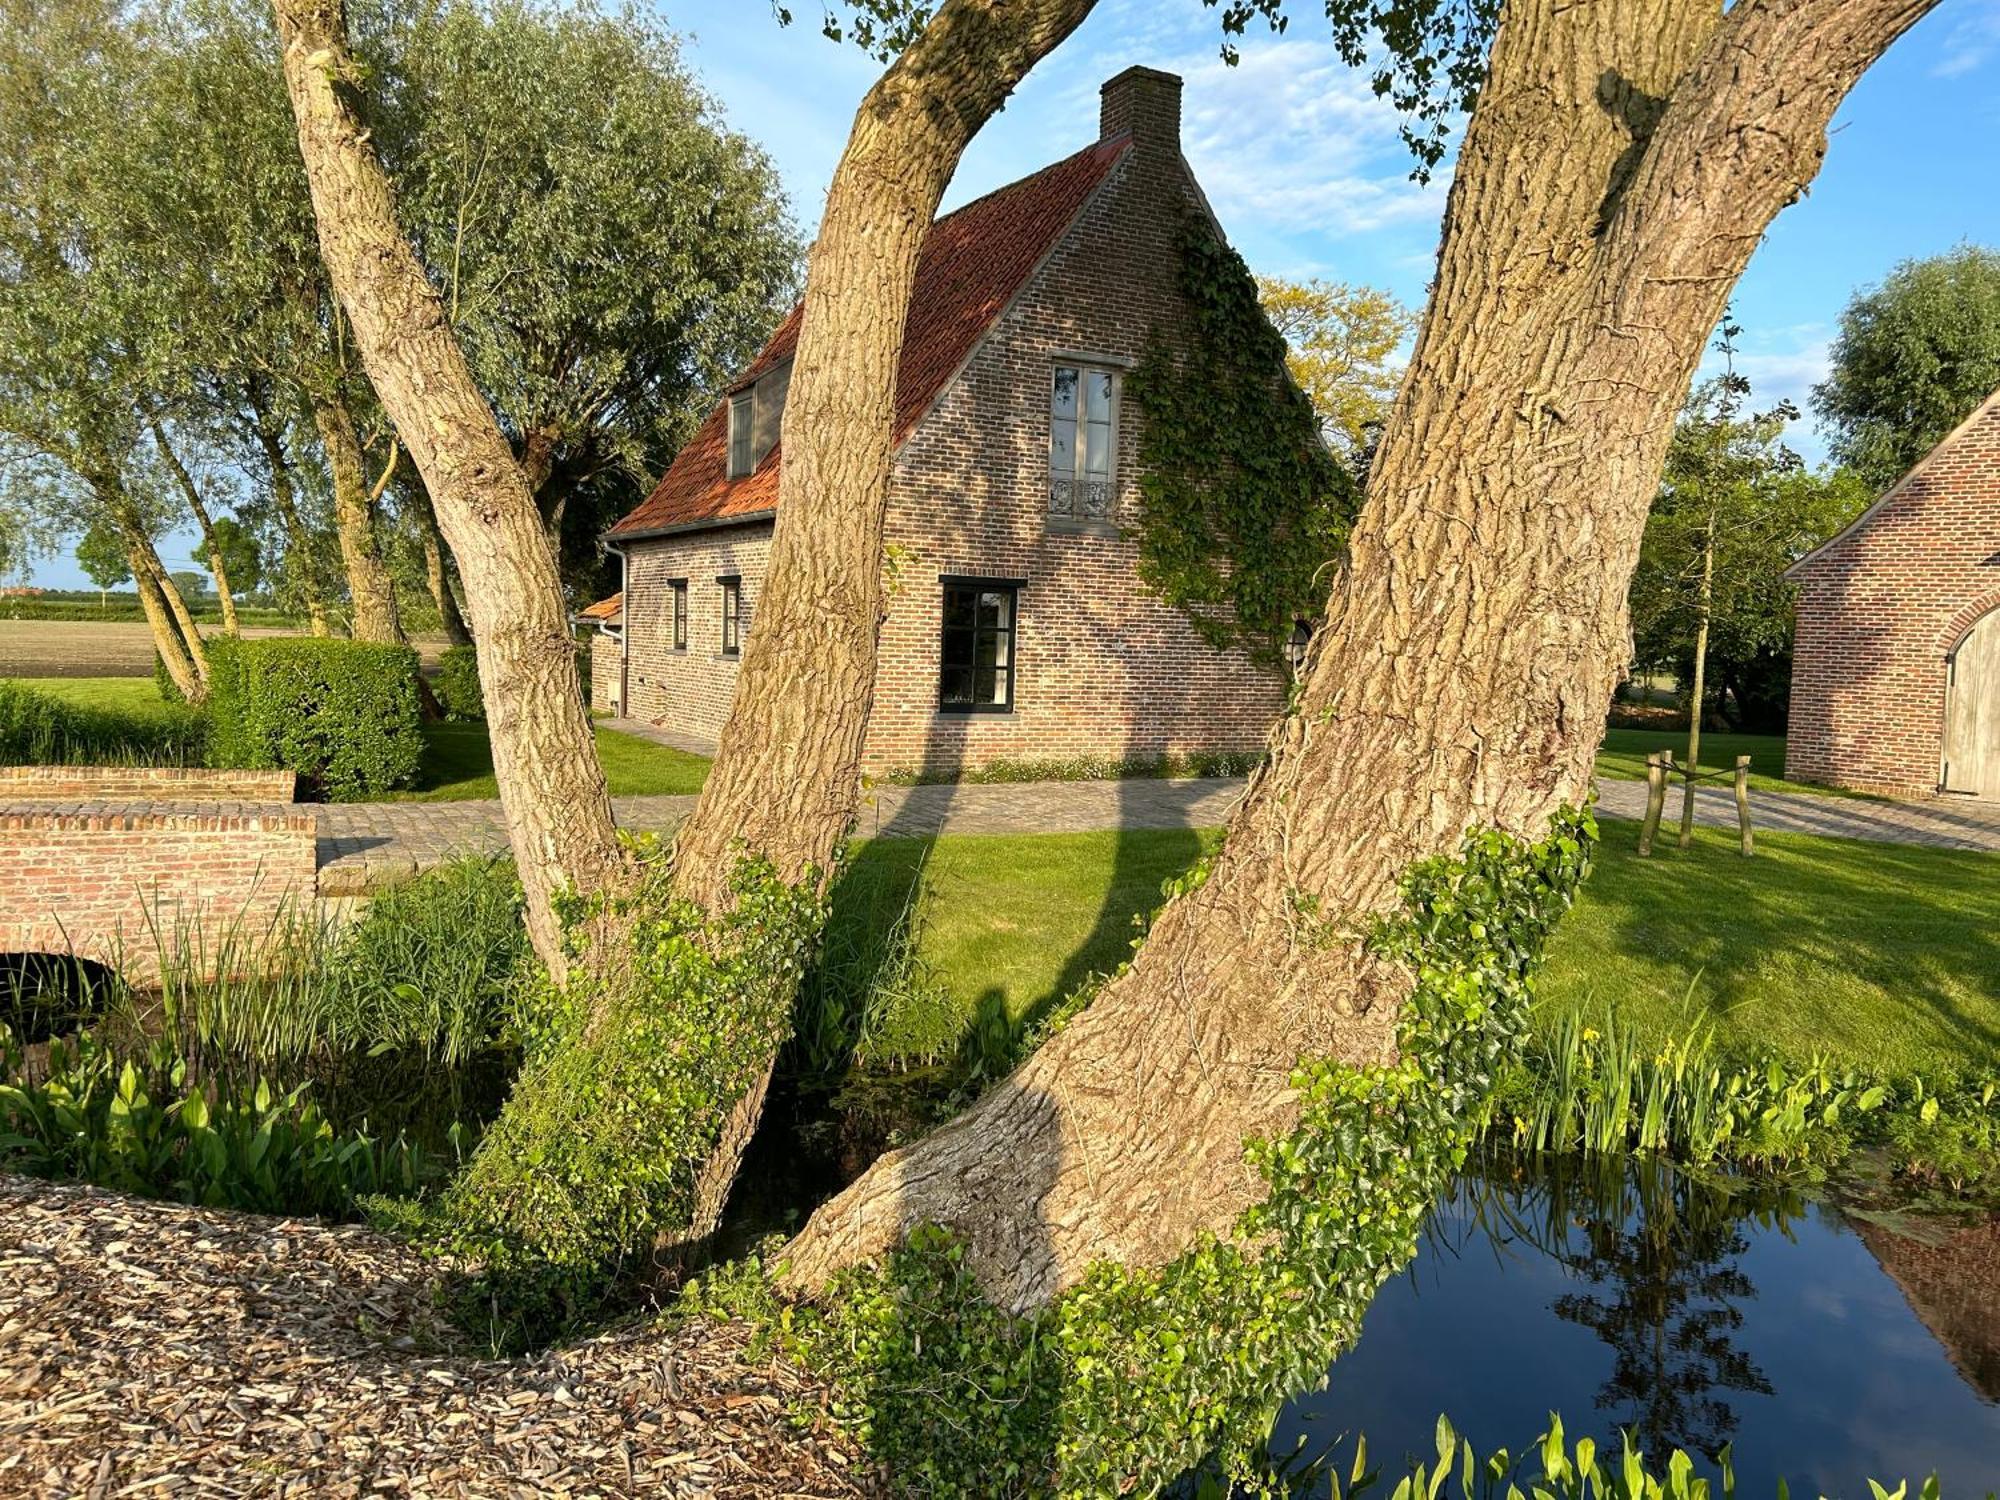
1943, 609, 2000, 797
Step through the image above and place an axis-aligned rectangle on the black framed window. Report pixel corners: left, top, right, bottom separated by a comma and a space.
939, 578, 1019, 712
719, 575, 742, 656
670, 580, 688, 651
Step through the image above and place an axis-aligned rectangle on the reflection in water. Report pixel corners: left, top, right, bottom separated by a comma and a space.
1255, 1152, 2000, 1496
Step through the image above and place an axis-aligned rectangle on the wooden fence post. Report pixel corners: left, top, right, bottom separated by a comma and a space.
1734, 755, 1754, 857
1639, 751, 1668, 856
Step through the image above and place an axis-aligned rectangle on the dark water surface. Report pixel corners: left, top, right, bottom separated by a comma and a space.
1264, 1156, 2000, 1496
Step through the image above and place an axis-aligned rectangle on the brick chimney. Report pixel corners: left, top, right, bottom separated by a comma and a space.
1100, 65, 1182, 152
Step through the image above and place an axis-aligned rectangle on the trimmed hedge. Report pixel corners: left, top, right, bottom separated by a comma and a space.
433, 644, 484, 721
206, 637, 423, 801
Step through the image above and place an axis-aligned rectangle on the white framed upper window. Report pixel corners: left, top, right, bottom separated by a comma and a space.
1048, 363, 1118, 524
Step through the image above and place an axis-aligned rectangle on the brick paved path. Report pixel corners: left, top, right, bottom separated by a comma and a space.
316, 777, 2000, 895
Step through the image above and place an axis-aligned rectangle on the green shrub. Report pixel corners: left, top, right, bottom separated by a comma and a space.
0, 1025, 458, 1217
152, 650, 185, 703
433, 644, 485, 721
206, 636, 423, 800
0, 679, 206, 765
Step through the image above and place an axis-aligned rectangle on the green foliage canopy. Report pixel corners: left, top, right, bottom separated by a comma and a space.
1813, 245, 2000, 491
1629, 378, 1868, 731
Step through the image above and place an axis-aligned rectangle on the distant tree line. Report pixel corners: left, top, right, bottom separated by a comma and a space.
0, 0, 800, 698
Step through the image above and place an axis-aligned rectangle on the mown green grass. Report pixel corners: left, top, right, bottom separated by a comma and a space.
842, 824, 1998, 1083
8, 675, 179, 717
1592, 727, 1867, 798
392, 721, 710, 801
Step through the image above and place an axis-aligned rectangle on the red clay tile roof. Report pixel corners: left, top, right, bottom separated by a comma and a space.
607, 137, 1131, 539
578, 591, 623, 622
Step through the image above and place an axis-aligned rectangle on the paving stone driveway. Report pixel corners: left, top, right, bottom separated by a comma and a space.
316, 776, 2000, 895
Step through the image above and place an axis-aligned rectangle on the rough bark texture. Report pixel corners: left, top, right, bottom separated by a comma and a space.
783, 0, 1938, 1313
272, 0, 624, 972
151, 421, 240, 637
668, 0, 1098, 910
247, 390, 331, 637
309, 389, 404, 643
670, 0, 1101, 1247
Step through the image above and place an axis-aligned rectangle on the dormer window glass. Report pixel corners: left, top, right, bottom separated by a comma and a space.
727, 360, 792, 480
1049, 363, 1117, 523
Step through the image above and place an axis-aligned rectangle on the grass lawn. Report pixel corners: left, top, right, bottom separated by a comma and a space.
393, 721, 709, 801
9, 675, 182, 717
1589, 727, 1862, 797
841, 824, 1999, 1082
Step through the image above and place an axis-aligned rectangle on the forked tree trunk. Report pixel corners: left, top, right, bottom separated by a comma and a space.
151, 420, 241, 637
247, 390, 332, 636
670, 0, 1099, 1243
92, 468, 206, 699
309, 388, 404, 643
272, 0, 624, 972
783, 0, 1937, 1311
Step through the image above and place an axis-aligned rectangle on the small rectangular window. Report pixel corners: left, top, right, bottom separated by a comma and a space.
670, 580, 688, 651
939, 579, 1018, 712
1049, 364, 1117, 523
751, 360, 790, 467
720, 575, 742, 656
727, 393, 754, 478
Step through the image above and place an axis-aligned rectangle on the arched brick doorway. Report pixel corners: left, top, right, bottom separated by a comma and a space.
1944, 606, 2000, 798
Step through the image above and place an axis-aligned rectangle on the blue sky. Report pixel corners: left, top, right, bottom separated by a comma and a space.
22, 0, 2000, 587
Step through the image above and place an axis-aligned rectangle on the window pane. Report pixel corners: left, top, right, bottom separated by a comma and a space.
941, 626, 976, 667
973, 664, 999, 705
943, 588, 975, 629
1083, 417, 1112, 477
1085, 370, 1112, 423
1051, 366, 1078, 420
1049, 416, 1076, 478
976, 590, 1010, 630
728, 397, 752, 476
940, 666, 973, 705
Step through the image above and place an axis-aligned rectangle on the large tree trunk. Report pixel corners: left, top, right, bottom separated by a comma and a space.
246, 388, 332, 637
309, 387, 404, 643
669, 0, 1100, 1244
90, 465, 207, 699
151, 420, 241, 637
272, 0, 623, 973
783, 0, 1937, 1312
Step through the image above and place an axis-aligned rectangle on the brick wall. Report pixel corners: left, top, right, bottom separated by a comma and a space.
620, 522, 770, 747
0, 765, 296, 802
1786, 395, 2000, 796
616, 69, 1284, 777
589, 631, 624, 717
0, 803, 318, 983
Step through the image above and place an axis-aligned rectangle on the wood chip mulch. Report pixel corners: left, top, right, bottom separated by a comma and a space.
0, 1175, 879, 1499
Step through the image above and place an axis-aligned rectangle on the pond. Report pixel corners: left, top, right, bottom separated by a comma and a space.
1262, 1154, 2000, 1496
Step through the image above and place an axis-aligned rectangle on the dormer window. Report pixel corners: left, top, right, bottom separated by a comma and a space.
1049, 362, 1118, 524
726, 359, 792, 479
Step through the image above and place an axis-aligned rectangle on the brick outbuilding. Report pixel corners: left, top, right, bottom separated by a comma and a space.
1784, 387, 2000, 798
596, 66, 1287, 778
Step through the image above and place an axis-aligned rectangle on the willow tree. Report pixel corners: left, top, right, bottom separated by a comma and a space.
784, 0, 1940, 1305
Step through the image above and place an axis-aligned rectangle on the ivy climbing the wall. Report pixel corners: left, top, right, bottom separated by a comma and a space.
1127, 218, 1360, 665
689, 808, 1597, 1496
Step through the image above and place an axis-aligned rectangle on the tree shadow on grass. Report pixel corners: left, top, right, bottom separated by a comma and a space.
1551, 830, 2000, 1071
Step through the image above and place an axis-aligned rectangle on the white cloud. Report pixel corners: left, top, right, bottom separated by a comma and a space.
1931, 0, 2000, 76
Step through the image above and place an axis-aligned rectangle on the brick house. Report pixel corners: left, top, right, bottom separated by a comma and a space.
593, 67, 1286, 778
1784, 387, 2000, 797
